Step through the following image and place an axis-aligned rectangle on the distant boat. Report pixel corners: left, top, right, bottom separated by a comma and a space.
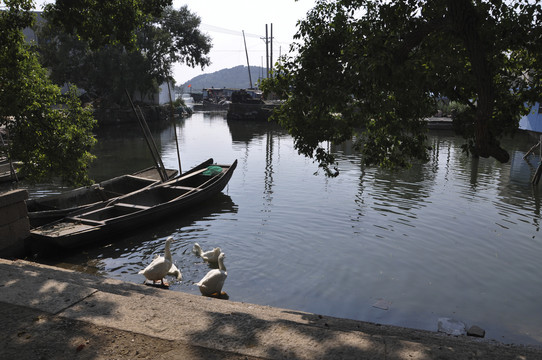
29, 159, 237, 249
192, 88, 235, 111
226, 89, 281, 121
26, 166, 178, 228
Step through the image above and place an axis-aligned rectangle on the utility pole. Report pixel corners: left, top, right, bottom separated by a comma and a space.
265, 24, 269, 79
270, 23, 273, 78
261, 24, 275, 79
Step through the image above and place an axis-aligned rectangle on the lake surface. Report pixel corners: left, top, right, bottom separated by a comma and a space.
16, 111, 542, 346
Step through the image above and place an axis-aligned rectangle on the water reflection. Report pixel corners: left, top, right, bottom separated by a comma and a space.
263, 130, 275, 208
326, 127, 542, 345
226, 118, 287, 221
226, 117, 285, 143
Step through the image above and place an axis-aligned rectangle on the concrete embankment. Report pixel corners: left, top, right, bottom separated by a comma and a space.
0, 189, 29, 258
1, 258, 541, 359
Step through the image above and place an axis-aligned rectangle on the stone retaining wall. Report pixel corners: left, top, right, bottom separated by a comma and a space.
0, 189, 29, 258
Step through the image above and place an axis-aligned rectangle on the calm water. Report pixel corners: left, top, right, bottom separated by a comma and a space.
16, 111, 542, 346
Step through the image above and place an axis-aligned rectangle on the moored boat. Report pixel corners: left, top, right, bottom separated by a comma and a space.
26, 166, 179, 228
29, 159, 237, 249
226, 89, 281, 121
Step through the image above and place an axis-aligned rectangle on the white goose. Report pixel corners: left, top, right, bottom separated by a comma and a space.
168, 263, 183, 281
196, 252, 227, 296
138, 237, 173, 285
193, 243, 222, 263
148, 254, 182, 281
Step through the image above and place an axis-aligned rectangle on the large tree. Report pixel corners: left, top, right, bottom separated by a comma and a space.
137, 6, 212, 80
1, 0, 96, 185
38, 5, 211, 107
1, 0, 210, 185
262, 0, 542, 175
42, 0, 172, 49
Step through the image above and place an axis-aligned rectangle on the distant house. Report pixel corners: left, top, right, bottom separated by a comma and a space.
157, 82, 175, 105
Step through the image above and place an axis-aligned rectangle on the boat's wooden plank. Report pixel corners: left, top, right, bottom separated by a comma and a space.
114, 203, 151, 210
162, 168, 208, 185
132, 167, 177, 181
163, 185, 200, 192
65, 217, 107, 226
31, 222, 97, 237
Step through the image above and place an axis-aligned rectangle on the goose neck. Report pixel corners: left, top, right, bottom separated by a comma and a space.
165, 242, 172, 261
218, 255, 226, 271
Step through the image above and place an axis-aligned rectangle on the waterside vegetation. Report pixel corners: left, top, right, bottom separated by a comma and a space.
1, 0, 211, 185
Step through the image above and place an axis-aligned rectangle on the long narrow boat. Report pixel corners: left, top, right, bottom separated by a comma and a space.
26, 166, 180, 228
29, 159, 237, 249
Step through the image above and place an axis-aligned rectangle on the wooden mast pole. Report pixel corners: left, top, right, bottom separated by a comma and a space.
242, 30, 253, 89
167, 80, 182, 174
125, 89, 168, 182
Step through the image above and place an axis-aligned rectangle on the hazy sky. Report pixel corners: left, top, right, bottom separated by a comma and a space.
172, 0, 316, 85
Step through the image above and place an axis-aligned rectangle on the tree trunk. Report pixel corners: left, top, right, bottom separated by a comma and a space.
447, 0, 510, 163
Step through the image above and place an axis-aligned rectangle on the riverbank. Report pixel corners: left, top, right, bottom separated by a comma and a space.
1, 258, 541, 359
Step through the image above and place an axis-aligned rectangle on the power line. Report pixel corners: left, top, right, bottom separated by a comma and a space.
200, 23, 291, 46
201, 24, 261, 38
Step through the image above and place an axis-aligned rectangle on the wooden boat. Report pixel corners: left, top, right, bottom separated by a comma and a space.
226, 90, 281, 121
27, 166, 179, 228
226, 101, 280, 121
29, 159, 237, 249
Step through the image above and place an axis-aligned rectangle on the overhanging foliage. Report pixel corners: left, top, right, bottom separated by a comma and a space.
261, 0, 542, 175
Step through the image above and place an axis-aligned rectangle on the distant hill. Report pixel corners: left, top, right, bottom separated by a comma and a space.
179, 65, 266, 92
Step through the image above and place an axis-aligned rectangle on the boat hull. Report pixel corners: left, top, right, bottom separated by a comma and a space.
29, 160, 237, 249
27, 167, 179, 228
